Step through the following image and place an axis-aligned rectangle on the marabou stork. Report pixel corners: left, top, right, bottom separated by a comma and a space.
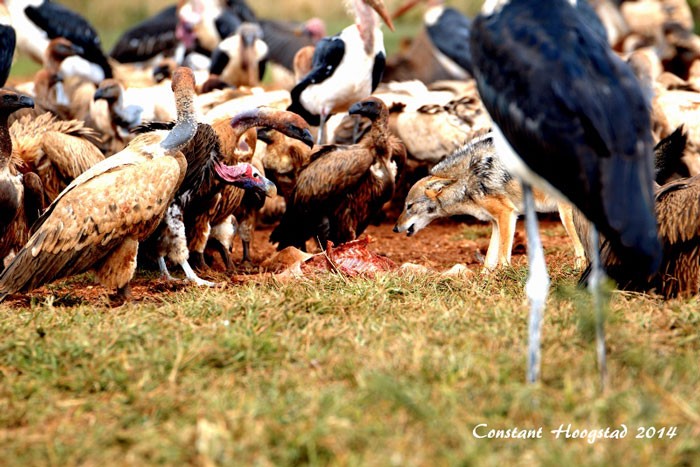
470, 0, 662, 386
393, 0, 473, 79
288, 0, 395, 144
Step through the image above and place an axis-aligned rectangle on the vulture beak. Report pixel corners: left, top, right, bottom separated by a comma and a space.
348, 98, 383, 121
93, 87, 113, 101
214, 162, 278, 198
284, 125, 315, 148
392, 0, 423, 20
17, 95, 35, 109
364, 0, 395, 31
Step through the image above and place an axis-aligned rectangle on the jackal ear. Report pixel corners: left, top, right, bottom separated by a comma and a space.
425, 179, 454, 198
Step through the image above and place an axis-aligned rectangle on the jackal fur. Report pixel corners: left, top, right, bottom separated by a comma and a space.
395, 133, 586, 270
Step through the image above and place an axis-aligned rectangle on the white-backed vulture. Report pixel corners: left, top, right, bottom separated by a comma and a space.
271, 97, 406, 250
0, 67, 199, 304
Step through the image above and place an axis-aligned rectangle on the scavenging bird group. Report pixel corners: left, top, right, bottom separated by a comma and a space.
1, 0, 699, 382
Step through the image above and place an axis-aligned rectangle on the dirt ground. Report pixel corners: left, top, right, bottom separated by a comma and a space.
1, 216, 578, 307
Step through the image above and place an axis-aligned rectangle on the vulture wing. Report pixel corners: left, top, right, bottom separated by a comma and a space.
292, 146, 374, 208
41, 131, 104, 182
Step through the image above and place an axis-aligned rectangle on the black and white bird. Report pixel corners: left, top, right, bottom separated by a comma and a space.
0, 22, 16, 87
207, 22, 268, 88
288, 0, 395, 144
470, 0, 662, 385
4, 0, 112, 82
393, 0, 473, 79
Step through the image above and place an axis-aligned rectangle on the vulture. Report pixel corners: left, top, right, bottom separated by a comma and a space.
10, 112, 104, 206
201, 108, 315, 268
5, 0, 113, 82
31, 38, 84, 120
581, 174, 700, 299
139, 107, 312, 280
0, 89, 43, 268
579, 127, 700, 299
271, 97, 406, 250
0, 67, 199, 304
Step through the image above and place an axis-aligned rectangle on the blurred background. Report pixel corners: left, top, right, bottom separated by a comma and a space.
8, 0, 700, 77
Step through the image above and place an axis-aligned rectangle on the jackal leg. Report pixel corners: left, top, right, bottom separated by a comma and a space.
557, 202, 586, 269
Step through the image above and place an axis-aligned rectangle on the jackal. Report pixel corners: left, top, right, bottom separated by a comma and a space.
394, 133, 586, 270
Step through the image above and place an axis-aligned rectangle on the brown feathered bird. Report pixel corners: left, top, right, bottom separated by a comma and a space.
10, 112, 104, 206
0, 90, 43, 268
195, 108, 315, 269
31, 38, 85, 120
580, 127, 700, 298
271, 97, 406, 250
0, 67, 199, 304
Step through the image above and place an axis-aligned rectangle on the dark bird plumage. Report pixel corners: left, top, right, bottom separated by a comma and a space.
110, 5, 179, 64
471, 0, 661, 276
0, 24, 16, 87
580, 127, 700, 298
271, 97, 406, 250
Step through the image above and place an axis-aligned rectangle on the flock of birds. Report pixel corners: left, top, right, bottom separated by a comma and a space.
0, 0, 699, 384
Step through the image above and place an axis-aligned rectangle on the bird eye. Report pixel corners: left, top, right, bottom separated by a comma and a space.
406, 203, 413, 210
427, 206, 435, 214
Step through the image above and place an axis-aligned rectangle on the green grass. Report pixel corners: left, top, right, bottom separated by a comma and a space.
1, 262, 699, 465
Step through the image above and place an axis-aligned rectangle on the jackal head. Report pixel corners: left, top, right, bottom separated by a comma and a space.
393, 176, 454, 236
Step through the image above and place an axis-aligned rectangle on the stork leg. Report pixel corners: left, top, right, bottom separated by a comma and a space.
522, 182, 550, 384
587, 226, 607, 390
180, 260, 216, 287
317, 111, 329, 145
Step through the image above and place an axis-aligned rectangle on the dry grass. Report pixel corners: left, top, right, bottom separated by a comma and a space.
1, 231, 699, 465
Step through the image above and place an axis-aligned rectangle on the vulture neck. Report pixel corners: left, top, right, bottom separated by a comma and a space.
361, 116, 390, 157
161, 76, 197, 151
229, 109, 269, 143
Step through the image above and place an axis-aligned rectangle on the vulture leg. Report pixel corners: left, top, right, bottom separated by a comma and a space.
238, 216, 255, 265
157, 256, 177, 281
587, 226, 608, 390
188, 251, 208, 271
208, 237, 233, 271
522, 182, 550, 384
109, 283, 132, 307
180, 260, 216, 287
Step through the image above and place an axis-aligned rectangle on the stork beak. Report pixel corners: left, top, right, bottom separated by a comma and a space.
392, 0, 423, 20
364, 0, 395, 31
